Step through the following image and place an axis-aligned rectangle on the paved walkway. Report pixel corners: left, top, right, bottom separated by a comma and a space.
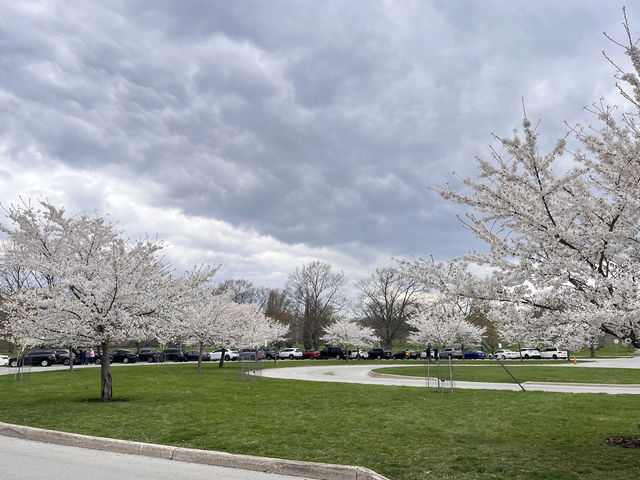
0, 434, 316, 480
259, 357, 640, 394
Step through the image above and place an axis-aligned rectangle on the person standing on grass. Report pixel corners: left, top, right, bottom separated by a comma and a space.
89, 348, 95, 365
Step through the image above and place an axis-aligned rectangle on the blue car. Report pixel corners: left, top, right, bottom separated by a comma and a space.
463, 350, 487, 359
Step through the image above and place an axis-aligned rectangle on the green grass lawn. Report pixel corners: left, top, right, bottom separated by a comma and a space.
1, 363, 639, 480
375, 365, 640, 384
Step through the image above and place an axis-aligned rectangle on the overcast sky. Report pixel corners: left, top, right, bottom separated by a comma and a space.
0, 1, 636, 289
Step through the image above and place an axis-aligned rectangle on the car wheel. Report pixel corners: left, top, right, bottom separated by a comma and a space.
123, 357, 129, 364
63, 359, 70, 366
524, 354, 529, 359
41, 359, 49, 367
147, 357, 154, 363
335, 354, 341, 360
552, 354, 558, 359
9, 359, 17, 367
224, 355, 230, 361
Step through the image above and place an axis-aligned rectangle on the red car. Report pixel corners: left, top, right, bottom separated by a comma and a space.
302, 350, 320, 359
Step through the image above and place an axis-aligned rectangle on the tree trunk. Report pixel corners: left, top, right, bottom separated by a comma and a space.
68, 345, 74, 372
519, 342, 523, 363
590, 345, 596, 358
197, 342, 203, 374
100, 341, 112, 402
218, 347, 226, 368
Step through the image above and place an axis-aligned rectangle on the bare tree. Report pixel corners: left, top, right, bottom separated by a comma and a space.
356, 267, 421, 349
214, 278, 269, 310
264, 288, 295, 342
286, 261, 346, 349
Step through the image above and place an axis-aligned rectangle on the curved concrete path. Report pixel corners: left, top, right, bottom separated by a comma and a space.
260, 357, 640, 394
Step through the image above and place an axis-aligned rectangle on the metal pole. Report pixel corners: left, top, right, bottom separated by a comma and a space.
497, 358, 526, 391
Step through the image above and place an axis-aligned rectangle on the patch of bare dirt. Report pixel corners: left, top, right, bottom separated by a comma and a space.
604, 437, 640, 448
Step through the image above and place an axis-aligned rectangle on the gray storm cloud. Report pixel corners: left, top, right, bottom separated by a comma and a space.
0, 0, 632, 284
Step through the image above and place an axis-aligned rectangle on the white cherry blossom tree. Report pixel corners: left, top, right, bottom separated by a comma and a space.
173, 291, 238, 374
321, 317, 379, 363
0, 200, 216, 400
407, 295, 485, 351
406, 14, 640, 350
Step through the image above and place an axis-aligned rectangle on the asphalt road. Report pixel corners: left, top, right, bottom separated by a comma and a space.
259, 357, 640, 394
0, 434, 314, 480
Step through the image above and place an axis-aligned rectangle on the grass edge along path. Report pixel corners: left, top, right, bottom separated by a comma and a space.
1, 363, 639, 480
372, 365, 640, 384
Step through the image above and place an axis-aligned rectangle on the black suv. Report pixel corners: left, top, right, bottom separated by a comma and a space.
110, 349, 139, 363
185, 350, 210, 361
367, 348, 393, 360
263, 348, 278, 360
162, 348, 187, 362
137, 348, 162, 363
8, 349, 57, 367
319, 346, 345, 360
54, 349, 80, 366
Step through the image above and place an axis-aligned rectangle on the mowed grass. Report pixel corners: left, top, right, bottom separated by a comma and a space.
377, 365, 640, 384
0, 363, 638, 480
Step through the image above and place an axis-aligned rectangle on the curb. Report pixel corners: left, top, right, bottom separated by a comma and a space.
523, 381, 640, 388
0, 421, 388, 480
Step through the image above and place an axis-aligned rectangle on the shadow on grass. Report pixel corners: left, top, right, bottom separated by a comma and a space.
81, 398, 130, 403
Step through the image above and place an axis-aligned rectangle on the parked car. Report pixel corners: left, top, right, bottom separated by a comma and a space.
239, 349, 266, 361
162, 348, 187, 362
110, 349, 139, 364
210, 349, 239, 361
419, 349, 437, 359
319, 346, 345, 359
540, 347, 568, 360
185, 350, 210, 362
463, 350, 487, 359
439, 348, 463, 360
8, 349, 58, 367
394, 350, 419, 359
518, 347, 541, 359
54, 349, 80, 366
263, 348, 278, 360
493, 349, 519, 360
0, 354, 8, 366
368, 348, 393, 360
302, 350, 320, 359
137, 348, 162, 363
348, 349, 369, 359
93, 349, 112, 365
279, 348, 303, 360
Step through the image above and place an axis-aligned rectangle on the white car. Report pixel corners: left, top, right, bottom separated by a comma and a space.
0, 354, 8, 366
518, 348, 541, 359
539, 347, 568, 360
278, 348, 303, 360
209, 349, 238, 361
493, 349, 519, 360
348, 349, 369, 359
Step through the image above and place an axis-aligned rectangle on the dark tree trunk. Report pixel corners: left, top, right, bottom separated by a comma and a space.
218, 347, 226, 368
100, 341, 112, 402
197, 342, 203, 374
68, 345, 74, 372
